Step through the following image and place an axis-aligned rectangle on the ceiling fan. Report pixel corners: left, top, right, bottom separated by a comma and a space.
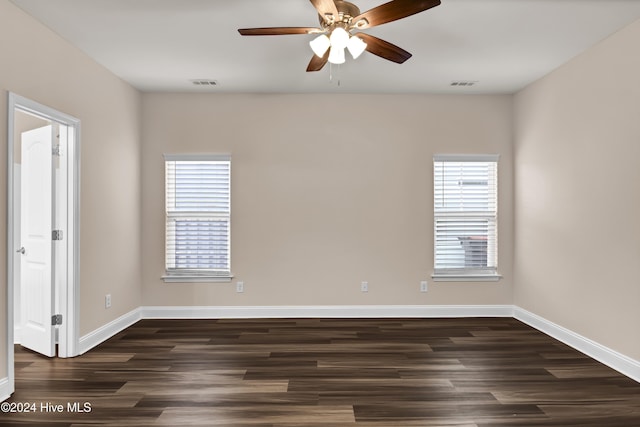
238, 0, 441, 72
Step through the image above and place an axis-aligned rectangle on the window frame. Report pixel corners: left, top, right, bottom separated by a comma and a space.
432, 154, 501, 282
162, 153, 233, 283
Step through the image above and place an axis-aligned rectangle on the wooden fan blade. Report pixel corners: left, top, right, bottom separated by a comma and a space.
309, 0, 339, 22
238, 27, 320, 36
355, 33, 412, 63
352, 0, 440, 30
307, 51, 329, 72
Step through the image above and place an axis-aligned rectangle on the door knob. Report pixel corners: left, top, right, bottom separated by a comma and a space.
16, 247, 25, 254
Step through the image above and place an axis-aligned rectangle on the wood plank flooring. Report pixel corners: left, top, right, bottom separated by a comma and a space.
2, 317, 640, 426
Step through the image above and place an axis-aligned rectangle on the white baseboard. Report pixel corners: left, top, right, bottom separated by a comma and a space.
0, 377, 11, 403
75, 304, 639, 384
514, 306, 640, 383
78, 307, 142, 355
140, 304, 514, 319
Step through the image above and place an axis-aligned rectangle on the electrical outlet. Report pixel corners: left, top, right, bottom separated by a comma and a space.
361, 281, 368, 292
236, 281, 244, 293
420, 281, 428, 293
105, 294, 111, 308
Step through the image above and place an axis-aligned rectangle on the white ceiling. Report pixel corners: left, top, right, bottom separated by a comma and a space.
10, 0, 640, 94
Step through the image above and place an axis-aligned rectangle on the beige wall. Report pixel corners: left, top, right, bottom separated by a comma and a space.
514, 20, 640, 360
0, 0, 142, 378
142, 93, 514, 307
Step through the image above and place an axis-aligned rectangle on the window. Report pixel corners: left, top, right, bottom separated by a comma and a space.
433, 154, 499, 281
163, 154, 231, 282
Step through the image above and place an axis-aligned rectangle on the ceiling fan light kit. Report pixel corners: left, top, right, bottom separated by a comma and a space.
238, 0, 441, 72
310, 34, 331, 57
346, 35, 367, 59
329, 26, 350, 49
328, 44, 346, 64
310, 31, 367, 64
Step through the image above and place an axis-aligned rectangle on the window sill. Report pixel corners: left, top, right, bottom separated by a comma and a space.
162, 273, 233, 283
431, 273, 502, 282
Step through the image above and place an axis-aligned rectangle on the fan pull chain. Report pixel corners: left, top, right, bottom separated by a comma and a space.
328, 63, 341, 87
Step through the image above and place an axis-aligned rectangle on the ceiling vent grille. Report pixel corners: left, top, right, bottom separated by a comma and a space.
190, 79, 218, 86
450, 81, 478, 87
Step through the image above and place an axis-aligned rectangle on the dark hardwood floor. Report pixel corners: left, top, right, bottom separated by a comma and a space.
2, 317, 640, 426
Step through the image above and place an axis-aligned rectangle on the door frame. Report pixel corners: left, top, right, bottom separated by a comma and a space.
5, 92, 81, 393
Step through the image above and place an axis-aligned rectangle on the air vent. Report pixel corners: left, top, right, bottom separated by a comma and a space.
190, 79, 218, 86
450, 81, 478, 87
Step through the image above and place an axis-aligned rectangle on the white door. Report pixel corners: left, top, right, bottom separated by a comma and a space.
19, 125, 56, 357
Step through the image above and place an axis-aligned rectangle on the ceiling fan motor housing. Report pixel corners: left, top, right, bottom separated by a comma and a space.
319, 0, 361, 28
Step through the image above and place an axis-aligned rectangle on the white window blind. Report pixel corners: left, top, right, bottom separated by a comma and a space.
164, 154, 231, 279
433, 155, 498, 278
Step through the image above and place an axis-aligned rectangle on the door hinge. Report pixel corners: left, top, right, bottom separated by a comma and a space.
52, 230, 63, 241
52, 145, 62, 156
52, 314, 63, 326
